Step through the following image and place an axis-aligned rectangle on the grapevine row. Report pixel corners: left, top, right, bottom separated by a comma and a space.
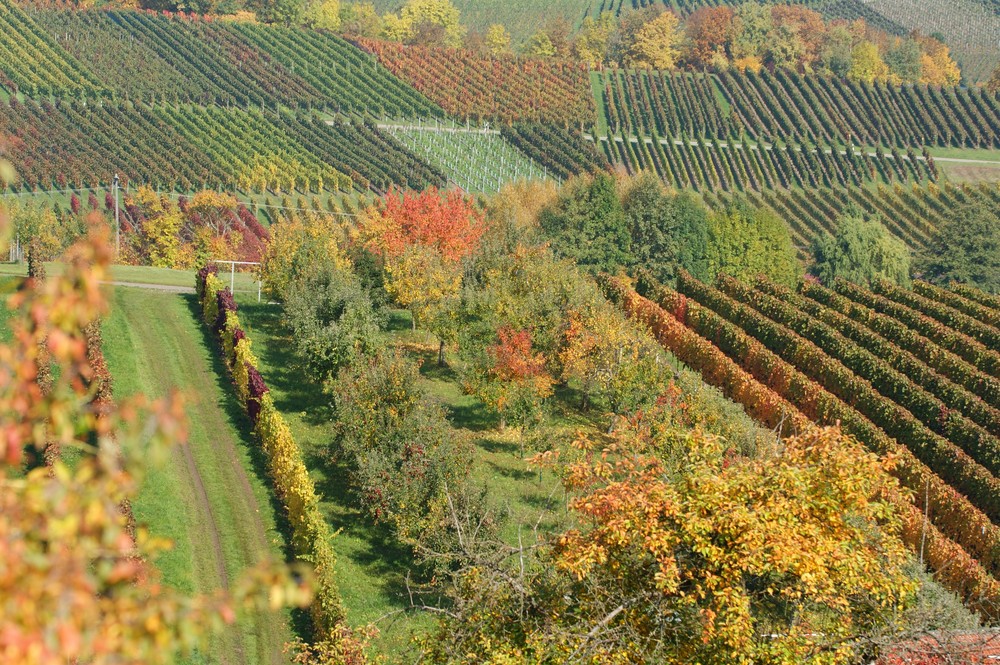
0, 98, 441, 194
356, 38, 597, 127
601, 273, 1000, 616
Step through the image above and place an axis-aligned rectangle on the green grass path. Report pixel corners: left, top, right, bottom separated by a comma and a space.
102, 287, 291, 665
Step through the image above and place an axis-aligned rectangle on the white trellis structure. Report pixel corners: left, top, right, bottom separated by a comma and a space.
211, 259, 262, 302
384, 119, 558, 194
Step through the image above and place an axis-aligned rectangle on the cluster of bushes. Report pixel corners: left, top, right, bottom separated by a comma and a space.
538, 172, 801, 287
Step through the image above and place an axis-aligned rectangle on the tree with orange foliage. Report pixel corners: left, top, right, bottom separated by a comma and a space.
466, 325, 554, 440
684, 6, 734, 69
362, 187, 484, 365
362, 186, 484, 264
916, 35, 961, 86
0, 215, 311, 664
771, 4, 826, 68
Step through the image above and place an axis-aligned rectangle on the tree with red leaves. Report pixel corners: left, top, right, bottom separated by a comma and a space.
363, 187, 484, 366
465, 325, 554, 443
364, 186, 484, 264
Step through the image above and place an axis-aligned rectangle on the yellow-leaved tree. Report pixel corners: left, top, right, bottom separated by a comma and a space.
419, 412, 919, 664
917, 36, 961, 86
627, 10, 683, 70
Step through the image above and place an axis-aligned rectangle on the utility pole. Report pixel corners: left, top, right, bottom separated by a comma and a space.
113, 173, 120, 262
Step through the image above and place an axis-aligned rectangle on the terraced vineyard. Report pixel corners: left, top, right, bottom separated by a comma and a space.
598, 135, 935, 193
600, 68, 1000, 149
706, 181, 998, 256
11, 2, 442, 114
0, 0, 101, 96
357, 38, 597, 127
604, 272, 1000, 617
501, 123, 610, 179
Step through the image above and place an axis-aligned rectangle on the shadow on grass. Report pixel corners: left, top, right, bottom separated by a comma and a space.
235, 300, 333, 428
182, 294, 314, 638
385, 309, 413, 333
230, 298, 419, 616
308, 454, 415, 607
484, 459, 535, 482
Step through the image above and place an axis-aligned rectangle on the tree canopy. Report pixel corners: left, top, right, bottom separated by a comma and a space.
916, 197, 1000, 294
810, 211, 912, 287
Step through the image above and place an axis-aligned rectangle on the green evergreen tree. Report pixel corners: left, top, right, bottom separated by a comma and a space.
810, 212, 911, 287
539, 173, 633, 273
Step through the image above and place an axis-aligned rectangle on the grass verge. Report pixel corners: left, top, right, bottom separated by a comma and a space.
102, 286, 292, 665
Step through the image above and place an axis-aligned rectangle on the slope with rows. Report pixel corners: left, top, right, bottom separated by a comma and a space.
604, 272, 1000, 617
0, 99, 446, 194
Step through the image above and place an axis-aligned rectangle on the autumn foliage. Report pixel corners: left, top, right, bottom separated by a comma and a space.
363, 186, 484, 264
0, 223, 310, 665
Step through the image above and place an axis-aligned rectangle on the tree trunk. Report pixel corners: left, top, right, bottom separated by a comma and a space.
438, 339, 446, 367
411, 310, 417, 331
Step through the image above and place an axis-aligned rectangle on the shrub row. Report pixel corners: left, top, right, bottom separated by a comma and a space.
196, 265, 345, 636
835, 279, 1000, 378
720, 276, 1000, 443
750, 277, 1000, 439
915, 281, 1000, 330
802, 280, 1000, 409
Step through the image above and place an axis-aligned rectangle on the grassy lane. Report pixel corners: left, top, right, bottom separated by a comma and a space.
102, 287, 291, 665
233, 297, 427, 656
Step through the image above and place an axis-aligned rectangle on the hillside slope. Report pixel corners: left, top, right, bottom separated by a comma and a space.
102, 286, 291, 665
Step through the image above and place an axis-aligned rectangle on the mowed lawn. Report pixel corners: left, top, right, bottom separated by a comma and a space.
102, 286, 292, 665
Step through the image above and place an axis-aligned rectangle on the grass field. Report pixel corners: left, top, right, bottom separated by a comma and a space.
0, 262, 261, 294
102, 287, 293, 665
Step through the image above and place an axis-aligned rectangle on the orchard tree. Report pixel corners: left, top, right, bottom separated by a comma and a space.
362, 186, 484, 264
810, 212, 911, 287
987, 64, 1000, 93
849, 42, 890, 83
573, 12, 615, 66
916, 35, 961, 86
362, 187, 484, 365
283, 262, 385, 385
559, 304, 671, 416
419, 415, 919, 664
383, 243, 462, 365
261, 212, 351, 300
484, 23, 511, 54
465, 325, 554, 437
621, 173, 710, 282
